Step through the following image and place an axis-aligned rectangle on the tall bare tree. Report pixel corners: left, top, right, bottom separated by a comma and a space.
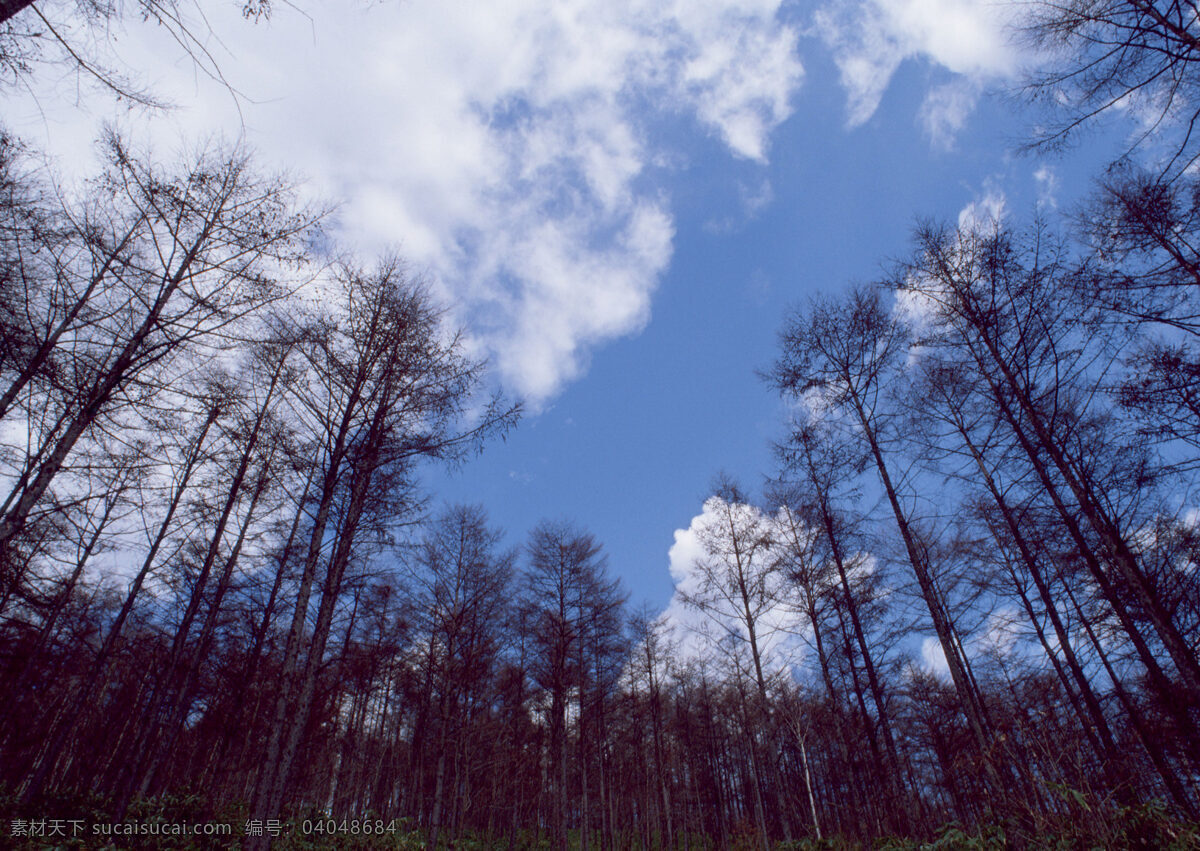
773, 287, 999, 779
248, 258, 516, 838
1018, 0, 1200, 176
0, 132, 317, 591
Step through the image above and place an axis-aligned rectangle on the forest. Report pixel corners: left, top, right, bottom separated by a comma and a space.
1, 0, 1200, 849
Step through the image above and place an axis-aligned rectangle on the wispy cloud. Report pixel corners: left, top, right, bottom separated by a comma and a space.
957, 181, 1007, 232
703, 177, 775, 234
1034, 165, 1059, 209
815, 0, 1015, 130
919, 78, 980, 150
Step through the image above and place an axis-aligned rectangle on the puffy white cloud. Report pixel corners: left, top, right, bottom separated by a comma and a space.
9, 0, 802, 405
815, 0, 1015, 129
660, 496, 806, 675
661, 500, 732, 658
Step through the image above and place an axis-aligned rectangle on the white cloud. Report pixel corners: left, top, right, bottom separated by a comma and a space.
703, 177, 774, 234
792, 381, 842, 424
661, 501, 724, 653
919, 78, 979, 150
815, 0, 1015, 129
920, 635, 951, 679
892, 279, 939, 336
665, 517, 707, 603
660, 496, 807, 676
978, 607, 1022, 661
813, 5, 905, 127
957, 182, 1007, 232
9, 0, 802, 405
889, 180, 1006, 338
1034, 165, 1059, 209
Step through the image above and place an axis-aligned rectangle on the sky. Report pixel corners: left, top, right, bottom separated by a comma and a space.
5, 0, 1134, 623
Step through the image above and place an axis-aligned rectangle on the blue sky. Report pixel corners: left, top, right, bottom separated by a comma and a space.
7, 0, 1132, 614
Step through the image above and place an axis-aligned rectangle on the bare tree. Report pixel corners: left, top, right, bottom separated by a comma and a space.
772, 287, 999, 780
248, 258, 517, 838
19, 388, 223, 802
521, 519, 625, 851
0, 131, 318, 586
403, 503, 515, 847
770, 424, 909, 822
898, 221, 1200, 714
1018, 0, 1200, 177
0, 0, 271, 107
1073, 166, 1200, 469
676, 477, 796, 846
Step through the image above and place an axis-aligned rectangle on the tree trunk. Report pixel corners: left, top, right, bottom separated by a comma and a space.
20, 403, 219, 802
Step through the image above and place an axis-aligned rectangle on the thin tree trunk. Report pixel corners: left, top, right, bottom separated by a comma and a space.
20, 403, 219, 802
0, 190, 230, 552
956, 288, 1200, 702
0, 218, 145, 422
850, 395, 995, 757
